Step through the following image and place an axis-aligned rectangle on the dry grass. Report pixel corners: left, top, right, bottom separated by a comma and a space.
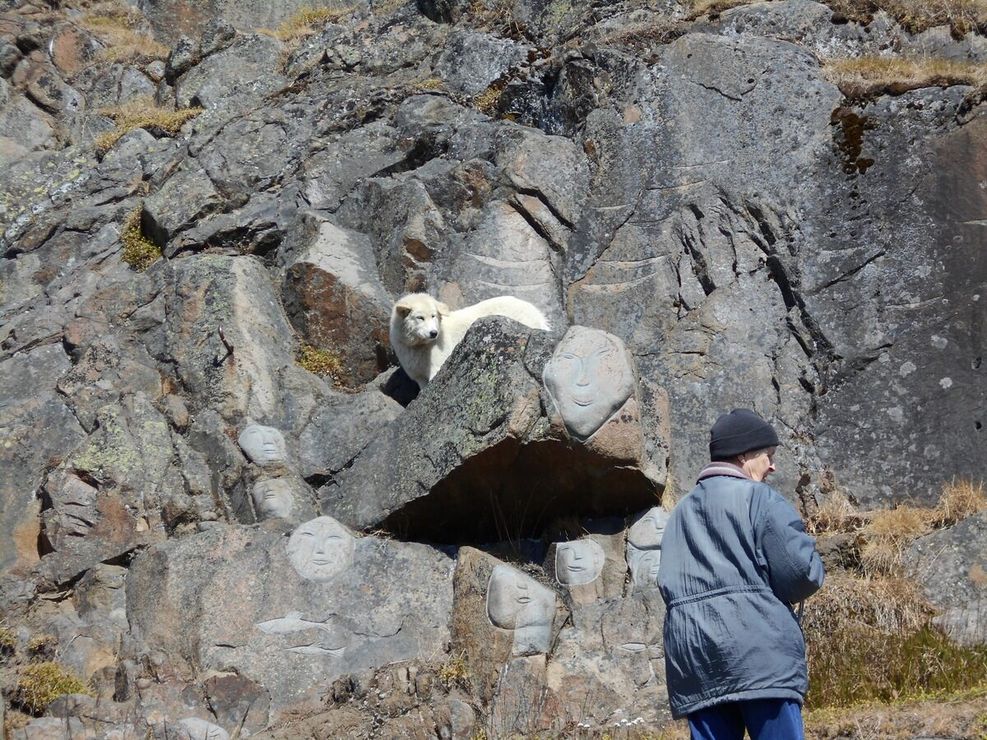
808, 490, 861, 534
79, 1, 169, 63
859, 504, 932, 575
95, 97, 203, 155
806, 691, 987, 739
824, 56, 987, 96
266, 6, 353, 42
933, 478, 987, 526
803, 573, 987, 708
15, 662, 92, 714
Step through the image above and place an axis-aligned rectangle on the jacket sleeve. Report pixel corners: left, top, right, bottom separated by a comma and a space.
753, 488, 825, 604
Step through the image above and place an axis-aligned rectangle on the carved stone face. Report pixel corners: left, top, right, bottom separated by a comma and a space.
286, 517, 354, 581
238, 424, 288, 466
175, 718, 229, 740
252, 478, 294, 520
486, 564, 555, 631
543, 326, 635, 440
627, 507, 670, 550
627, 546, 662, 591
555, 539, 606, 586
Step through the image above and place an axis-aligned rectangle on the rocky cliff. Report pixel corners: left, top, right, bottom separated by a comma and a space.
1, 0, 985, 735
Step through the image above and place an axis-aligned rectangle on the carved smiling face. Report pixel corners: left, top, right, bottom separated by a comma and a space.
286, 516, 354, 581
555, 539, 606, 586
543, 327, 635, 441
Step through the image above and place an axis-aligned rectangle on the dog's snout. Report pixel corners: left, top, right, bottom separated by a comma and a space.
428, 329, 438, 339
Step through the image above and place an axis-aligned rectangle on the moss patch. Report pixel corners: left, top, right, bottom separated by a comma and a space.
121, 207, 161, 272
297, 343, 343, 380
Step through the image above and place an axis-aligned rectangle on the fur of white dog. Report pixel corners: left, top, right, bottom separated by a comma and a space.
390, 293, 550, 387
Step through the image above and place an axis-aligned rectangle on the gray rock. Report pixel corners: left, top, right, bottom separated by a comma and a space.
154, 254, 296, 424
0, 92, 56, 163
435, 30, 530, 97
0, 343, 84, 574
127, 520, 454, 714
143, 160, 224, 249
906, 512, 987, 645
175, 34, 286, 112
324, 319, 663, 541
282, 217, 393, 387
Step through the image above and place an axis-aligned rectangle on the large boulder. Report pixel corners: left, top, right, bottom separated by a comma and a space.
323, 319, 668, 542
127, 517, 454, 717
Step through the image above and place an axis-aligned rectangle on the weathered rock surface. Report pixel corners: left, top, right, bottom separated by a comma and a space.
127, 520, 454, 717
1, 0, 985, 734
907, 512, 987, 646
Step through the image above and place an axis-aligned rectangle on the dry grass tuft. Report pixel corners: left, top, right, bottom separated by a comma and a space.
120, 207, 161, 272
268, 6, 353, 42
860, 505, 932, 575
823, 56, 987, 96
878, 0, 987, 35
438, 651, 471, 690
684, 0, 758, 18
15, 662, 92, 714
80, 1, 169, 63
803, 574, 987, 708
808, 491, 861, 534
95, 97, 203, 155
933, 478, 987, 526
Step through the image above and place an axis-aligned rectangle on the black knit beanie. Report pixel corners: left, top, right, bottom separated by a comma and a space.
709, 409, 780, 461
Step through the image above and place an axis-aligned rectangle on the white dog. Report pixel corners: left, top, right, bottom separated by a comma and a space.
389, 292, 550, 388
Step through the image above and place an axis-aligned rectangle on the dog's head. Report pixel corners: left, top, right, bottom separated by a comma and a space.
393, 294, 449, 346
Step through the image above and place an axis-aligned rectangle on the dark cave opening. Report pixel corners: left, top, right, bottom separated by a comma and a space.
380, 437, 662, 545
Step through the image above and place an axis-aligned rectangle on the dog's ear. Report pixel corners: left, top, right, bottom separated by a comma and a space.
435, 301, 451, 317
394, 302, 412, 318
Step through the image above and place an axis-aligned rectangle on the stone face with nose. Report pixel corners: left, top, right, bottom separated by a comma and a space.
543, 326, 636, 441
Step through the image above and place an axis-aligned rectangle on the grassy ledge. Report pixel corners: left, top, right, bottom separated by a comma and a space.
95, 97, 203, 156
824, 56, 987, 97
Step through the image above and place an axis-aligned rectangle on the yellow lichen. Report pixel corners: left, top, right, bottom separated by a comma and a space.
121, 207, 161, 272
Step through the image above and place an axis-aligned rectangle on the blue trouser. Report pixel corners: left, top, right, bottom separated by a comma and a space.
688, 698, 804, 740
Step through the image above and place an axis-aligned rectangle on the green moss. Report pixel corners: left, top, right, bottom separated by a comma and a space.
16, 662, 92, 714
297, 343, 343, 380
120, 207, 161, 272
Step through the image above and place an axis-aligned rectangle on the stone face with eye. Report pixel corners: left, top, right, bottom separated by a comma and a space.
251, 478, 294, 519
175, 718, 229, 740
627, 507, 670, 550
286, 516, 355, 581
543, 326, 636, 441
238, 424, 288, 467
627, 547, 662, 591
487, 565, 551, 629
555, 539, 606, 586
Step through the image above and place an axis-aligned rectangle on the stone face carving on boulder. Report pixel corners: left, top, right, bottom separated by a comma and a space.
324, 319, 665, 543
127, 525, 453, 715
286, 516, 355, 581
626, 507, 670, 592
543, 326, 636, 442
554, 539, 605, 586
170, 718, 229, 740
238, 424, 288, 467
486, 563, 557, 656
251, 478, 294, 520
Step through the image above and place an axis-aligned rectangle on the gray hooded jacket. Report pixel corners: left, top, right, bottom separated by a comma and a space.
657, 464, 825, 717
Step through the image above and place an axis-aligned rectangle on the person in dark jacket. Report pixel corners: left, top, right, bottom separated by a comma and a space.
657, 409, 825, 740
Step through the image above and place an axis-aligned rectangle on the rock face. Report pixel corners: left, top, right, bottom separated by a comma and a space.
907, 512, 987, 646
1, 0, 985, 734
